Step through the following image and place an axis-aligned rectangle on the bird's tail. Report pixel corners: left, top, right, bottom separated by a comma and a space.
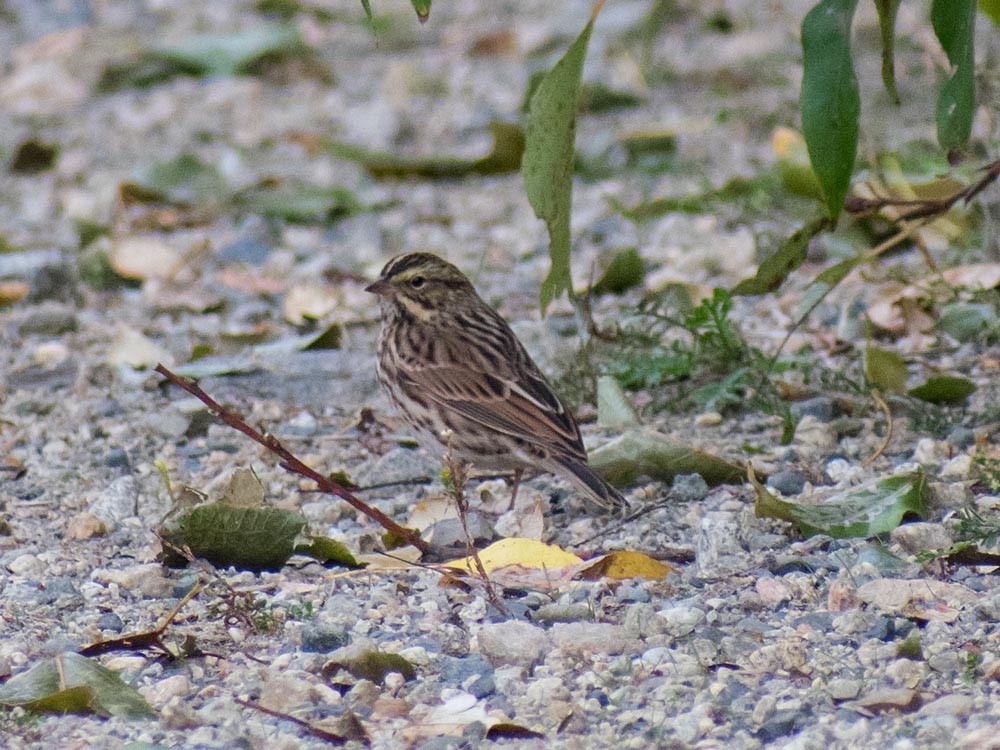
554, 457, 628, 511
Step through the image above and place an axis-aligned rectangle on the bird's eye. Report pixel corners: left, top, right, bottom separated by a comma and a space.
410, 276, 426, 288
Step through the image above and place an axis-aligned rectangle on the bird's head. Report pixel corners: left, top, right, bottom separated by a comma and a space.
366, 252, 476, 321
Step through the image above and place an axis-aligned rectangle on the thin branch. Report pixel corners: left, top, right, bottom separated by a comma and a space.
862, 389, 893, 467
234, 697, 360, 745
154, 364, 429, 554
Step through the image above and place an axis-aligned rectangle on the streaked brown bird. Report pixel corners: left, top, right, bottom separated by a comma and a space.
366, 251, 625, 509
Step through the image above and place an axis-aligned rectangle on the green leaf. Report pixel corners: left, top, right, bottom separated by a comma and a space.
982, 0, 1000, 28
523, 2, 603, 313
592, 247, 644, 295
294, 535, 360, 567
908, 375, 976, 404
360, 0, 373, 20
800, 0, 860, 220
410, 0, 430, 22
731, 215, 831, 295
125, 154, 228, 207
324, 121, 524, 179
324, 649, 416, 685
162, 503, 308, 571
588, 427, 746, 487
0, 652, 154, 718
938, 302, 998, 341
932, 0, 976, 151
97, 25, 313, 91
874, 0, 902, 104
752, 470, 928, 538
865, 345, 907, 394
234, 182, 362, 223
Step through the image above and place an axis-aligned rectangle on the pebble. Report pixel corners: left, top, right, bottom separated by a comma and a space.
96, 612, 124, 632
890, 522, 952, 556
767, 470, 807, 496
694, 412, 723, 426
790, 396, 835, 422
939, 454, 973, 480
476, 621, 551, 666
672, 473, 709, 503
301, 622, 350, 653
140, 674, 190, 708
657, 605, 706, 636
533, 603, 592, 623
91, 564, 173, 599
946, 426, 976, 449
88, 476, 140, 528
827, 678, 862, 701
65, 512, 108, 540
912, 438, 949, 466
695, 511, 746, 577
550, 623, 633, 655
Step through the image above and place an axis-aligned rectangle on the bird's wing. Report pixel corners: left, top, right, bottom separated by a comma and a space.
398, 362, 586, 461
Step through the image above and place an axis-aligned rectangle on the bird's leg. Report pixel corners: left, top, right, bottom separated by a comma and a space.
508, 468, 523, 506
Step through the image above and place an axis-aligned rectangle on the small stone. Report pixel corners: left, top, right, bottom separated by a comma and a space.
301, 622, 350, 653
92, 564, 173, 599
32, 341, 70, 367
8, 553, 44, 577
824, 457, 864, 485
17, 304, 78, 336
657, 605, 706, 637
940, 454, 973, 480
140, 674, 190, 709
919, 694, 973, 718
695, 511, 746, 577
533, 603, 592, 624
550, 623, 633, 655
672, 473, 709, 503
160, 695, 199, 729
439, 655, 495, 699
477, 621, 551, 666
795, 417, 838, 449
217, 237, 272, 264
912, 438, 949, 466
767, 470, 807, 496
103, 448, 130, 469
755, 577, 791, 605
946, 426, 976, 449
791, 396, 835, 422
890, 522, 952, 556
616, 585, 650, 604
827, 678, 861, 701
89, 476, 139, 528
694, 412, 723, 426
258, 672, 320, 714
96, 613, 124, 632
66, 512, 108, 540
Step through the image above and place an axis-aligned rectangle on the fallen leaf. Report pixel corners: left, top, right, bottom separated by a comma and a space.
445, 537, 581, 575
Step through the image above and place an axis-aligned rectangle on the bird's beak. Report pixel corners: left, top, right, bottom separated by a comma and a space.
365, 279, 390, 296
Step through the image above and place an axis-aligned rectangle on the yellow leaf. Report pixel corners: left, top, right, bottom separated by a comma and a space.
445, 538, 581, 574
580, 550, 673, 580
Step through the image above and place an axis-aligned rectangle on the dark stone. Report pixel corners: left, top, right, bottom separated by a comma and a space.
756, 709, 809, 742
616, 585, 651, 603
865, 616, 915, 642
767, 470, 807, 496
586, 688, 610, 707
947, 426, 976, 449
97, 613, 125, 632
440, 655, 495, 698
104, 448, 130, 468
790, 396, 835, 422
791, 612, 834, 631
672, 473, 710, 502
27, 264, 80, 304
301, 623, 350, 653
217, 237, 273, 265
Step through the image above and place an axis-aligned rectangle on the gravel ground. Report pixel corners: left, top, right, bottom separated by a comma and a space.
4, 1, 1000, 748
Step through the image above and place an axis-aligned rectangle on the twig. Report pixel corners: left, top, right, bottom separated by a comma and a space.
79, 579, 204, 657
443, 440, 510, 617
845, 157, 1000, 221
234, 697, 359, 745
154, 364, 428, 554
862, 389, 893, 467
